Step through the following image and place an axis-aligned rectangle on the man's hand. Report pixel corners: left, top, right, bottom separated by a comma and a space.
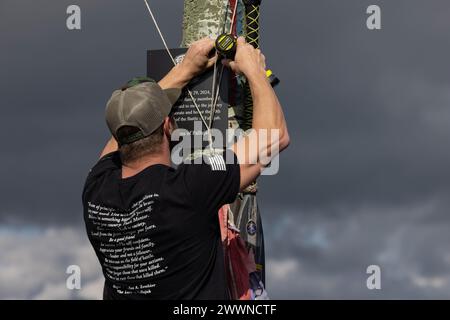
222, 37, 267, 81
159, 37, 216, 90
179, 37, 217, 79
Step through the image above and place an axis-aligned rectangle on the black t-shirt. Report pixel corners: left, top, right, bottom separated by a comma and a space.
82, 150, 240, 300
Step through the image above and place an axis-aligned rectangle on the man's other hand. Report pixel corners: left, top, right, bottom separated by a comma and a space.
222, 37, 266, 81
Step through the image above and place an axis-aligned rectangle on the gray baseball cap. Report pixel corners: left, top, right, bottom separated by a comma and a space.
106, 80, 181, 146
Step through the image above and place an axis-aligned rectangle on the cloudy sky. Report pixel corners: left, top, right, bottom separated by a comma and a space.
1, 0, 450, 299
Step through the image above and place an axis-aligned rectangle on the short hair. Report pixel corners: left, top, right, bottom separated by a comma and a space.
118, 125, 164, 164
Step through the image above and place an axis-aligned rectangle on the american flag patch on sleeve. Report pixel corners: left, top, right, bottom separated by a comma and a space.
205, 154, 226, 171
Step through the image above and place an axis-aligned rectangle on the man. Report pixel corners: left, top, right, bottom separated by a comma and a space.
82, 37, 290, 300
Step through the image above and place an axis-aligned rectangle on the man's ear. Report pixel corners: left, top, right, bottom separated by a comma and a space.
163, 117, 173, 137
169, 116, 178, 131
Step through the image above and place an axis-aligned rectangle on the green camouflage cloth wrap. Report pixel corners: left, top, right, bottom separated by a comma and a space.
182, 0, 225, 46
182, 0, 233, 47
182, 0, 267, 297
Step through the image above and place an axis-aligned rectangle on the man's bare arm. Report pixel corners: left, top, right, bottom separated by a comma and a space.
227, 38, 290, 190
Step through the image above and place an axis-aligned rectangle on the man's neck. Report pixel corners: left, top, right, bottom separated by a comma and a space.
122, 153, 171, 179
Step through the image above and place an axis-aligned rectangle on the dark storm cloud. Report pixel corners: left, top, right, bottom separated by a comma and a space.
1, 0, 184, 224
264, 198, 450, 299
259, 0, 450, 210
1, 0, 450, 299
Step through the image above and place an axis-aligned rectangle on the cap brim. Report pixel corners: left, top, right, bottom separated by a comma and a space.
163, 88, 182, 106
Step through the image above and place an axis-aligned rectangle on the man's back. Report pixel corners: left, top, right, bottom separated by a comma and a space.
82, 151, 240, 300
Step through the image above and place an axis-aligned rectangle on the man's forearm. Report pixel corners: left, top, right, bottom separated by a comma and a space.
232, 72, 289, 189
